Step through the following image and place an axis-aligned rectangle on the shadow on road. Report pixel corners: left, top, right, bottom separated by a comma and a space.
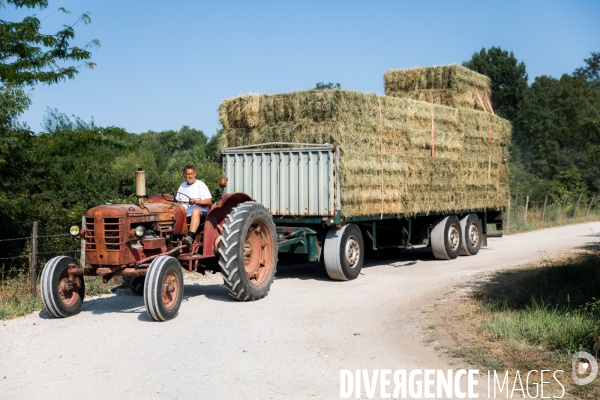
36, 281, 236, 320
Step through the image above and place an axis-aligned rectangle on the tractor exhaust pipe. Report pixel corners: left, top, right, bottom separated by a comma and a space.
135, 168, 146, 208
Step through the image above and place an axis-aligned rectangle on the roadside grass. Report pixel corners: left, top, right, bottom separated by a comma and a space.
474, 252, 600, 355
0, 273, 123, 320
503, 213, 600, 235
491, 204, 600, 235
443, 249, 600, 398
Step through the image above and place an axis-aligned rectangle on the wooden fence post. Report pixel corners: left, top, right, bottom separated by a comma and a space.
573, 193, 583, 218
587, 195, 596, 217
560, 195, 568, 220
80, 215, 86, 267
30, 221, 38, 297
524, 195, 529, 222
515, 194, 519, 221
542, 195, 548, 221
506, 196, 511, 228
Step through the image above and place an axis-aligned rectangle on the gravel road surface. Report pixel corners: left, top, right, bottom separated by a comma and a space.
1, 221, 599, 399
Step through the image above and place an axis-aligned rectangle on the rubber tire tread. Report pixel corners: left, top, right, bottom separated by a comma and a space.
123, 276, 145, 296
143, 256, 183, 322
431, 215, 462, 260
40, 256, 85, 318
459, 214, 482, 256
218, 201, 278, 301
323, 224, 364, 281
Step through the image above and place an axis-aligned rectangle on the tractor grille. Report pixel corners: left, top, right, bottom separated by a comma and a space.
85, 217, 96, 250
104, 218, 124, 251
85, 217, 125, 251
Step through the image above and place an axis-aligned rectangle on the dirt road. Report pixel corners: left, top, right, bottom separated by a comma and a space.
1, 222, 599, 399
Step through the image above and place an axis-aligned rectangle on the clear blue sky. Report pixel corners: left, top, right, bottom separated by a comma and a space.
6, 0, 600, 136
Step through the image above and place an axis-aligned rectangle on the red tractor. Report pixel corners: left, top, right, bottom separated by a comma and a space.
40, 170, 278, 321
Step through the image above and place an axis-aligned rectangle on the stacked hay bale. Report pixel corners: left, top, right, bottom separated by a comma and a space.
219, 89, 510, 218
384, 64, 492, 111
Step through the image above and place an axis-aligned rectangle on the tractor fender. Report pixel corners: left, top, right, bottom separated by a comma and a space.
202, 192, 254, 257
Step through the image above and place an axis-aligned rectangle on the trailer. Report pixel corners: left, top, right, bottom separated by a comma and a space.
222, 142, 503, 280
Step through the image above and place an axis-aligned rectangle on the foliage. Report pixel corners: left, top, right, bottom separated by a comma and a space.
0, 107, 221, 264
463, 46, 528, 121
474, 251, 600, 354
313, 82, 340, 90
465, 49, 600, 203
513, 53, 600, 199
0, 0, 99, 86
0, 84, 32, 239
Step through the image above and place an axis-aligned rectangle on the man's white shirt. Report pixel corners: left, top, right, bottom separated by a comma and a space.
176, 180, 211, 216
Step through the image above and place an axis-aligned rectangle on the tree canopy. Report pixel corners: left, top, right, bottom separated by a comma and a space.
0, 0, 99, 86
313, 82, 341, 90
465, 49, 600, 200
463, 47, 528, 121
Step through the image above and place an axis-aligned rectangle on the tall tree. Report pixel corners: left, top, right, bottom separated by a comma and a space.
514, 53, 600, 198
0, 85, 32, 239
313, 82, 341, 90
0, 0, 100, 86
463, 47, 528, 121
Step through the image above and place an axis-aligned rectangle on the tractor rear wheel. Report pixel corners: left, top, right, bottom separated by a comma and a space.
41, 256, 85, 318
218, 201, 277, 301
144, 256, 183, 321
123, 276, 145, 296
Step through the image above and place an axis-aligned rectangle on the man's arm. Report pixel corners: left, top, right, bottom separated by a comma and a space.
189, 197, 212, 206
189, 182, 213, 206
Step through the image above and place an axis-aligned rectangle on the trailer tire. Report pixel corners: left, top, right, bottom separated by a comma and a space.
40, 256, 85, 318
144, 256, 183, 321
459, 214, 482, 256
123, 276, 145, 296
218, 202, 277, 301
324, 224, 364, 281
431, 215, 462, 260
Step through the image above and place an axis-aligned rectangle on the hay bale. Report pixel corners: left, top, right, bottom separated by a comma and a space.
219, 89, 510, 217
384, 64, 492, 111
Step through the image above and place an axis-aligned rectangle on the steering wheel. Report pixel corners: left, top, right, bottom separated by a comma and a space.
161, 193, 177, 202
175, 191, 191, 204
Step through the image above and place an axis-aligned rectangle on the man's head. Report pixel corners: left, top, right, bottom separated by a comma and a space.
183, 164, 196, 185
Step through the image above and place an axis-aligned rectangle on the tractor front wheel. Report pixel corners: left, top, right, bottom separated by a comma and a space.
218, 202, 277, 301
41, 256, 85, 318
143, 256, 184, 321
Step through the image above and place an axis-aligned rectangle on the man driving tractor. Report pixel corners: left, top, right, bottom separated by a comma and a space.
176, 163, 213, 248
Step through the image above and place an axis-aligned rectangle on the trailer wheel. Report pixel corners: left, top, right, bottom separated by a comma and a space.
40, 256, 85, 318
123, 276, 145, 296
459, 214, 482, 256
144, 256, 183, 321
323, 224, 364, 281
431, 215, 462, 260
218, 202, 277, 301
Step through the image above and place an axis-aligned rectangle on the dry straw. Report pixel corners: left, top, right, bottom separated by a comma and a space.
384, 64, 492, 111
219, 89, 510, 218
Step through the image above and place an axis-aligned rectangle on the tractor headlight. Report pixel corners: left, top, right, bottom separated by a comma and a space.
70, 226, 80, 236
134, 225, 146, 237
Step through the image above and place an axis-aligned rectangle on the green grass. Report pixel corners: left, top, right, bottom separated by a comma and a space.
474, 251, 600, 357
0, 273, 123, 320
500, 203, 600, 234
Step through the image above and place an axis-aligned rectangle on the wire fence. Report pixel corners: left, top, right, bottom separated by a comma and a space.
1, 195, 599, 292
0, 221, 83, 295
504, 192, 599, 229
